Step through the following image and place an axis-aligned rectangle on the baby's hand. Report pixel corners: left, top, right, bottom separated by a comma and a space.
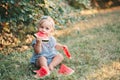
36, 37, 42, 45
34, 38, 42, 54
62, 45, 67, 49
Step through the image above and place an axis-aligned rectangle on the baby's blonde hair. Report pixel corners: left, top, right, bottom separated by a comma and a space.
37, 16, 55, 30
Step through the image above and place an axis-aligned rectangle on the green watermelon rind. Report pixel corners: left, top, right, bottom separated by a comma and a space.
34, 32, 49, 42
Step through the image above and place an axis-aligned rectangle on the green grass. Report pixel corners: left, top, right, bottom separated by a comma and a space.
0, 21, 120, 80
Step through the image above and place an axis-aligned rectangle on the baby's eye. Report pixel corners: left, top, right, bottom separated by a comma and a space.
46, 27, 49, 30
40, 26, 44, 28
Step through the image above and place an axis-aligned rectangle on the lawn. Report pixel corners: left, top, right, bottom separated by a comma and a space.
0, 9, 120, 80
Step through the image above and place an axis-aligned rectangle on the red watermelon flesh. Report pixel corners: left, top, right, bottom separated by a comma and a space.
34, 31, 49, 42
34, 31, 47, 37
58, 64, 74, 75
34, 66, 50, 78
63, 46, 71, 59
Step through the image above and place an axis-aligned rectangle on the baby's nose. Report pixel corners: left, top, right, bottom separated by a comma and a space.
42, 28, 46, 32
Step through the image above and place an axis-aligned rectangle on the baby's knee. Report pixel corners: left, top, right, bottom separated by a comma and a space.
38, 56, 47, 61
58, 54, 64, 60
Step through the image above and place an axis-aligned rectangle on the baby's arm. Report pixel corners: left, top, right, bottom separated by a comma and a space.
33, 38, 42, 54
55, 43, 66, 50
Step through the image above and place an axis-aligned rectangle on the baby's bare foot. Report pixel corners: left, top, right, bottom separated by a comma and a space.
49, 65, 54, 71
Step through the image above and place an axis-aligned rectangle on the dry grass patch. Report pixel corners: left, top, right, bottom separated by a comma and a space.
54, 7, 120, 37
86, 61, 120, 80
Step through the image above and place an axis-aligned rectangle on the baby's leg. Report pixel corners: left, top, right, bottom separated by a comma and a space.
35, 56, 50, 78
36, 56, 49, 71
49, 54, 64, 71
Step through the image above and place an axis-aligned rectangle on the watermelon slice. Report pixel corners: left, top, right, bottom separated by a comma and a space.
34, 31, 49, 42
34, 66, 50, 78
63, 46, 71, 59
58, 64, 74, 75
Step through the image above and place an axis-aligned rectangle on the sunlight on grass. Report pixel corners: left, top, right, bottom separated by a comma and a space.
80, 6, 120, 15
54, 7, 120, 38
86, 61, 120, 80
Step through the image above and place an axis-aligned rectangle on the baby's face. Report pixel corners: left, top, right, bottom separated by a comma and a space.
38, 21, 53, 36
